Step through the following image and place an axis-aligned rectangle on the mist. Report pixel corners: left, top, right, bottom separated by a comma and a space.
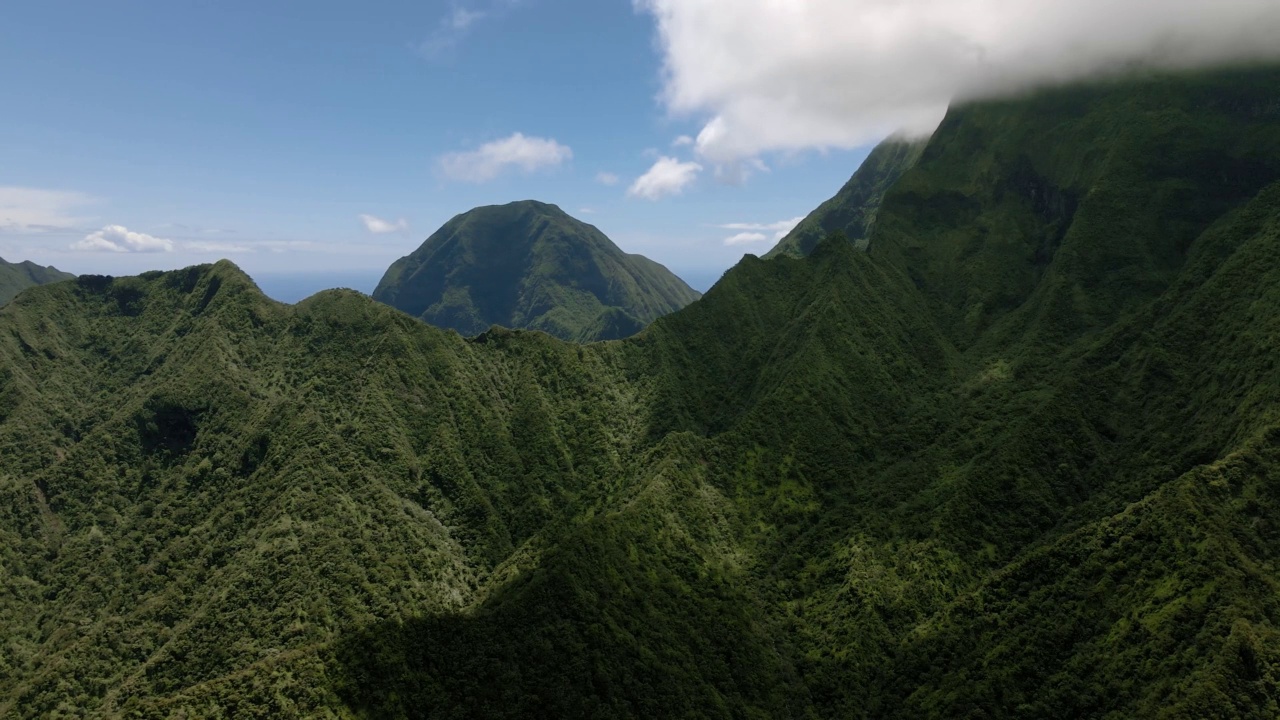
638, 0, 1280, 162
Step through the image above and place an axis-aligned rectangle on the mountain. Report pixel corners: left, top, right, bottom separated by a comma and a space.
372, 200, 700, 342
0, 258, 74, 305
3, 65, 1280, 719
765, 138, 926, 258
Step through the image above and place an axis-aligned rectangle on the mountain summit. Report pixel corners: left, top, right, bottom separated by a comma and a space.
0, 257, 74, 305
372, 200, 700, 342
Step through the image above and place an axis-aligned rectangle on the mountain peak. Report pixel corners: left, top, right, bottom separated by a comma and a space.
0, 256, 76, 306
372, 201, 699, 342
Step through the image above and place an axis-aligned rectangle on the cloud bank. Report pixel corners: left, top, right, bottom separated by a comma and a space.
439, 133, 573, 183
628, 157, 702, 200
74, 225, 174, 253
637, 0, 1280, 161
360, 214, 409, 234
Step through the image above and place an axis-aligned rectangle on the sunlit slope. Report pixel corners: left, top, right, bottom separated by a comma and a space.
372, 200, 700, 342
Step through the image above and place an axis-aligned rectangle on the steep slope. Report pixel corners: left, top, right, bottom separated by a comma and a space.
3, 65, 1280, 720
0, 258, 74, 305
765, 139, 926, 258
372, 201, 700, 342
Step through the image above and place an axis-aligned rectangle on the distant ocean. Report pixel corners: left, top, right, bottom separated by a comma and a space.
251, 271, 387, 305
678, 269, 727, 294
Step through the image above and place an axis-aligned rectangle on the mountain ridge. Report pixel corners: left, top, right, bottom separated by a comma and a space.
766, 139, 927, 259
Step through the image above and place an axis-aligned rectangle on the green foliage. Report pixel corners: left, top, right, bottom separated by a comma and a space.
371, 200, 701, 342
4, 66, 1280, 718
765, 139, 926, 259
0, 258, 74, 306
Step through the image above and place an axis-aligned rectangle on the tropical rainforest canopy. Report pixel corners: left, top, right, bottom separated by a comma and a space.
2, 65, 1280, 718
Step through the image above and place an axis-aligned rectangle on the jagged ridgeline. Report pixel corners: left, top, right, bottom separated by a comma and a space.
0, 258, 74, 306
2, 64, 1280, 718
372, 200, 701, 342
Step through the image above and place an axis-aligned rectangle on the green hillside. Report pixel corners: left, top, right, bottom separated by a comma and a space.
765, 138, 926, 259
372, 200, 700, 342
0, 258, 74, 306
3, 65, 1280, 719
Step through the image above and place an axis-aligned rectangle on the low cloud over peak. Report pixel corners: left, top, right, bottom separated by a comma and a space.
638, 0, 1280, 161
439, 133, 573, 183
73, 225, 174, 253
628, 157, 702, 201
717, 217, 804, 243
360, 214, 408, 234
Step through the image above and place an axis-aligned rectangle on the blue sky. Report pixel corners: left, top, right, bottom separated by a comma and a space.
0, 0, 873, 295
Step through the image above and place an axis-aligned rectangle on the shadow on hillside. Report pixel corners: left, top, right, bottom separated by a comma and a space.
330, 523, 808, 719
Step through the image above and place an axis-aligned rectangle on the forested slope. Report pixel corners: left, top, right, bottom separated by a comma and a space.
372, 200, 700, 343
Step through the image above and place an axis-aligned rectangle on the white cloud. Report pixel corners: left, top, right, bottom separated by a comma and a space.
0, 187, 97, 233
724, 232, 768, 246
595, 171, 620, 186
578, 207, 597, 215
359, 214, 409, 234
438, 133, 573, 183
627, 157, 702, 200
637, 0, 1280, 161
73, 225, 174, 253
672, 135, 694, 147
717, 216, 804, 240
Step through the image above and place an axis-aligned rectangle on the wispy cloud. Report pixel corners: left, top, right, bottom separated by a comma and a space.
417, 1, 528, 59
418, 6, 488, 58
672, 135, 694, 147
723, 232, 768, 246
359, 214, 409, 234
595, 171, 620, 186
73, 225, 174, 253
438, 132, 573, 183
186, 241, 254, 254
715, 216, 804, 241
627, 157, 702, 200
0, 187, 98, 233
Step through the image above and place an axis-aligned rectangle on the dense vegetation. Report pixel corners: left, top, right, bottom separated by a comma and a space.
3, 65, 1280, 718
372, 200, 700, 342
0, 258, 74, 306
765, 139, 926, 259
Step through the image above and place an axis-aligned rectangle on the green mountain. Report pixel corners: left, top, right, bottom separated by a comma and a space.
0, 258, 74, 306
372, 200, 700, 342
3, 65, 1280, 719
765, 138, 926, 259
